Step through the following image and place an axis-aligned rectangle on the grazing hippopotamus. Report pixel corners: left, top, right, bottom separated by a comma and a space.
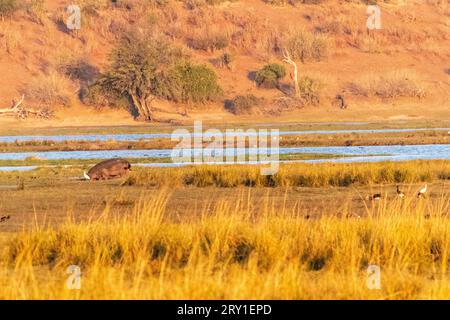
84, 158, 131, 181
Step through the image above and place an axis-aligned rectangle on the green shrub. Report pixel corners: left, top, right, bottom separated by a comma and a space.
255, 63, 286, 89
0, 0, 18, 17
174, 62, 223, 103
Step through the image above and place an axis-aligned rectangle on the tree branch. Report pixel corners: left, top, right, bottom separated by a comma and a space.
0, 95, 53, 119
282, 49, 300, 98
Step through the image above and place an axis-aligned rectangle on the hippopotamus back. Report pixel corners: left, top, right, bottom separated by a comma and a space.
87, 158, 131, 180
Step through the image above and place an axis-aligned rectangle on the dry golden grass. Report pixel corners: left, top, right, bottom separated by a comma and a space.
348, 70, 426, 100
22, 70, 74, 108
0, 186, 449, 299
123, 161, 450, 188
0, 21, 22, 54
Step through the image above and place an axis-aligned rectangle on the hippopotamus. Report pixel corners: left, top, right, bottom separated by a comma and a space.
84, 158, 131, 181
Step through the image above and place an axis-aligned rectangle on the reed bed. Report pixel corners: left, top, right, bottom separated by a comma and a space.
123, 161, 450, 188
0, 188, 449, 299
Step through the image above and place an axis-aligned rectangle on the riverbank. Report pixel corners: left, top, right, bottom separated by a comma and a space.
2, 119, 450, 136
0, 161, 449, 299
0, 160, 448, 232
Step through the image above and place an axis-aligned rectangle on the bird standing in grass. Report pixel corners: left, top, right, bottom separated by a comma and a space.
418, 184, 428, 197
368, 193, 382, 201
396, 185, 405, 198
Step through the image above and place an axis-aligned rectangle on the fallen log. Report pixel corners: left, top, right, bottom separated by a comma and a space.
0, 95, 54, 119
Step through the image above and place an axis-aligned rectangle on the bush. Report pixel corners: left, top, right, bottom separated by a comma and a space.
226, 94, 264, 115
189, 28, 230, 52
0, 0, 18, 17
60, 58, 99, 83
255, 63, 286, 88
284, 28, 329, 63
174, 62, 223, 103
22, 71, 73, 108
183, 0, 233, 9
297, 76, 323, 106
348, 71, 426, 99
80, 82, 129, 110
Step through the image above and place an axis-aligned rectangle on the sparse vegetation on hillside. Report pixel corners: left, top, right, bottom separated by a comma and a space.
0, 0, 18, 17
284, 28, 330, 63
22, 71, 73, 108
255, 63, 286, 88
297, 75, 323, 105
0, 0, 447, 120
189, 26, 230, 52
226, 94, 264, 115
348, 71, 426, 100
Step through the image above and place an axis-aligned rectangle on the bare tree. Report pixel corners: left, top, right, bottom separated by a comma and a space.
282, 49, 300, 98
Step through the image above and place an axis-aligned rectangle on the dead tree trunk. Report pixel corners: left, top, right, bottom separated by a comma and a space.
283, 49, 300, 99
0, 95, 53, 119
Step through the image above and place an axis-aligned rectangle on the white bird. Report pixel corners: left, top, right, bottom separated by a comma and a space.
417, 184, 427, 197
396, 185, 405, 198
83, 171, 91, 180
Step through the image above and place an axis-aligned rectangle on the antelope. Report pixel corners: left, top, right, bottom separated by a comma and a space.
396, 186, 405, 198
335, 94, 348, 109
0, 215, 10, 223
84, 158, 131, 181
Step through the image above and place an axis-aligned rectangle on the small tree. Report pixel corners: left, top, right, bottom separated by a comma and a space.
99, 34, 184, 121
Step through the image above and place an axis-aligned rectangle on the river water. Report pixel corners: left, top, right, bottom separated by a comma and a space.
0, 144, 449, 171
0, 127, 448, 171
0, 127, 448, 143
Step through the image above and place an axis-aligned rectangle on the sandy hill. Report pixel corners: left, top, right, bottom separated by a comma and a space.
0, 0, 449, 127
